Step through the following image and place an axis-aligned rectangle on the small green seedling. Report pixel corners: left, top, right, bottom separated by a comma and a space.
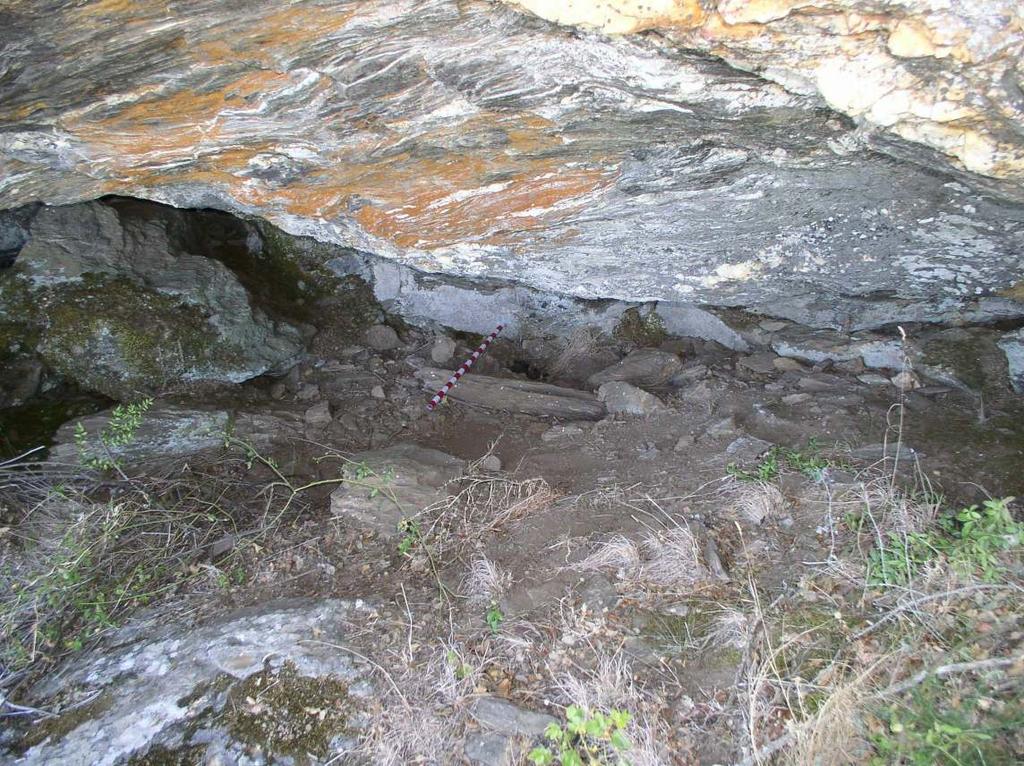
528, 705, 633, 765
75, 397, 153, 471
486, 601, 504, 633
397, 518, 421, 557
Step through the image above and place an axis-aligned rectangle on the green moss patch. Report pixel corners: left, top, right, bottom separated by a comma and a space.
224, 662, 355, 759
614, 308, 667, 347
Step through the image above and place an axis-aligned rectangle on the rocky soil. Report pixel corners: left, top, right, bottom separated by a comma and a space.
1, 201, 1022, 763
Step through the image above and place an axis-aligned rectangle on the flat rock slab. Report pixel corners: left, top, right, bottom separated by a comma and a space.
49, 405, 230, 465
21, 599, 376, 766
330, 443, 465, 537
587, 348, 683, 389
470, 697, 556, 737
416, 368, 607, 420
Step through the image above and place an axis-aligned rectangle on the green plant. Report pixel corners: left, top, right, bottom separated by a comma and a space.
870, 678, 1024, 765
485, 601, 504, 633
397, 518, 421, 557
867, 497, 1020, 585
528, 705, 633, 766
728, 440, 835, 483
74, 397, 153, 471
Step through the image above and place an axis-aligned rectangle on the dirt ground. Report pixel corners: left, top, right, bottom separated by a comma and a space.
3, 321, 1023, 765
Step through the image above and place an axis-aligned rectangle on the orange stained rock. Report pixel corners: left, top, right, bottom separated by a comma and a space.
64, 71, 300, 167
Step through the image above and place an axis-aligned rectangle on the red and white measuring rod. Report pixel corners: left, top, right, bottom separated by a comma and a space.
426, 324, 505, 411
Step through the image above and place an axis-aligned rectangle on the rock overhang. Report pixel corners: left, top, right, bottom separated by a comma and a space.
0, 0, 1022, 330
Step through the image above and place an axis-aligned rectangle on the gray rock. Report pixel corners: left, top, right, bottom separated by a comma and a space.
21, 599, 377, 766
998, 328, 1024, 393
430, 335, 457, 364
760, 320, 789, 332
541, 424, 585, 442
656, 304, 748, 351
3, 2, 1024, 334
850, 443, 921, 461
597, 381, 668, 416
578, 574, 619, 612
416, 367, 606, 420
329, 443, 465, 537
772, 357, 805, 372
49, 405, 230, 465
858, 373, 892, 386
470, 697, 556, 738
370, 384, 386, 399
773, 329, 905, 371
364, 324, 400, 351
479, 454, 502, 472
587, 348, 683, 389
5, 201, 305, 399
304, 399, 332, 426
737, 353, 779, 375
465, 731, 518, 766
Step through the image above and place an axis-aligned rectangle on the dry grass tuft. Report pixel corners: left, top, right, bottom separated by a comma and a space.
704, 607, 754, 651
572, 535, 641, 577
731, 481, 788, 525
551, 647, 670, 766
641, 527, 707, 589
463, 556, 511, 607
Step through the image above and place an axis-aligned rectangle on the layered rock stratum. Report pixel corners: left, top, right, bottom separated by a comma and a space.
1, 0, 1022, 328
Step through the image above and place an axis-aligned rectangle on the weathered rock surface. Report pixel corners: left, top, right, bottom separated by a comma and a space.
329, 443, 466, 536
997, 328, 1024, 394
587, 348, 683, 389
19, 599, 376, 766
510, 0, 1024, 189
48, 404, 305, 465
0, 200, 305, 399
416, 367, 607, 420
1, 1, 1022, 330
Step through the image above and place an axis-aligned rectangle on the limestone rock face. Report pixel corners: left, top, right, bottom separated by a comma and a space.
0, 1, 1022, 329
508, 0, 1024, 188
0, 200, 305, 399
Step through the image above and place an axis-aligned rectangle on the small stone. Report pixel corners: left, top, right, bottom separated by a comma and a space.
304, 400, 332, 426
772, 357, 805, 372
207, 534, 234, 561
857, 373, 891, 386
430, 335, 457, 364
479, 455, 502, 472
737, 353, 779, 374
541, 424, 584, 442
370, 384, 386, 399
269, 382, 287, 400
759, 320, 788, 332
597, 381, 667, 416
782, 393, 812, 405
470, 697, 557, 737
364, 324, 400, 351
673, 434, 694, 451
891, 370, 921, 391
465, 731, 515, 766
296, 383, 320, 401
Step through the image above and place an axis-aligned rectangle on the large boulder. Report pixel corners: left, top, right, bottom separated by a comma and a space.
0, 201, 306, 399
0, 2, 1022, 331
18, 599, 376, 766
